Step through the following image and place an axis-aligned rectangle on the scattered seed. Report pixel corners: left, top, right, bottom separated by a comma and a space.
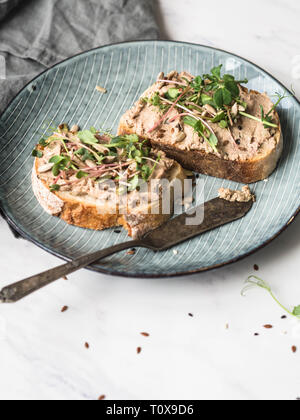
96, 85, 107, 94
98, 395, 106, 400
61, 306, 68, 313
253, 264, 259, 271
173, 250, 178, 255
254, 333, 259, 336
281, 315, 287, 319
225, 323, 229, 330
70, 125, 79, 134
137, 347, 142, 354
114, 230, 121, 234
264, 325, 273, 329
188, 313, 194, 318
85, 342, 90, 349
141, 332, 150, 337
127, 249, 136, 255
292, 346, 297, 353
62, 276, 68, 281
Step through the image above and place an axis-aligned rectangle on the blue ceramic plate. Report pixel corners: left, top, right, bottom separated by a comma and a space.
0, 41, 299, 277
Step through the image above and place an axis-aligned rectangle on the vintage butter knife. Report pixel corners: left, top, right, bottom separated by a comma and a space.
0, 198, 253, 303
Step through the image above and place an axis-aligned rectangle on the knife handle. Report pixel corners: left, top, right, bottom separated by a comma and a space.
0, 240, 141, 303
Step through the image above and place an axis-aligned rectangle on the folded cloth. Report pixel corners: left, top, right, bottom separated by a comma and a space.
0, 0, 159, 114
0, 0, 159, 237
0, 0, 23, 22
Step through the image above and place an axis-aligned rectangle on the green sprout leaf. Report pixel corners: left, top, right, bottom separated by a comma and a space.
219, 120, 228, 129
50, 184, 61, 192
223, 74, 235, 82
201, 94, 215, 106
32, 149, 43, 158
191, 76, 203, 92
292, 306, 300, 317
211, 65, 222, 80
49, 155, 70, 176
76, 170, 89, 179
78, 129, 99, 145
214, 88, 232, 108
242, 276, 300, 320
123, 134, 139, 143
166, 88, 180, 100
183, 116, 198, 129
224, 80, 240, 98
49, 155, 64, 164
74, 148, 96, 162
211, 111, 226, 123
183, 116, 218, 152
208, 134, 218, 153
39, 138, 48, 147
128, 174, 139, 192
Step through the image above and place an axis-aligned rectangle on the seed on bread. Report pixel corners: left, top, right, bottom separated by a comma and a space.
118, 67, 284, 184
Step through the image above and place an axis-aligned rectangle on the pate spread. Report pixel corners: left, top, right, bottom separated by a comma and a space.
218, 186, 255, 203
121, 71, 280, 162
35, 133, 186, 217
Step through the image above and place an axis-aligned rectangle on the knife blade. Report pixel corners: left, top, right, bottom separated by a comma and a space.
0, 197, 253, 303
142, 197, 253, 250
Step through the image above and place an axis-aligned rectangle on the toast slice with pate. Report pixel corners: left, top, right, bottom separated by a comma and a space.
32, 124, 188, 239
118, 67, 283, 184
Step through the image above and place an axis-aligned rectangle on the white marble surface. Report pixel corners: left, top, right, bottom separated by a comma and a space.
0, 0, 300, 401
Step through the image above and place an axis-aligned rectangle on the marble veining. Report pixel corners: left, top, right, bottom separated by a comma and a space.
0, 0, 299, 400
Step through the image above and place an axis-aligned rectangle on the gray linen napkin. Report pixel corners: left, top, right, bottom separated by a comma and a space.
0, 0, 159, 114
0, 0, 159, 237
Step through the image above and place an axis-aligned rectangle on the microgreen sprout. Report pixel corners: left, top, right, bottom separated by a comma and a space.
240, 91, 290, 128
144, 65, 287, 151
242, 276, 300, 320
32, 125, 161, 193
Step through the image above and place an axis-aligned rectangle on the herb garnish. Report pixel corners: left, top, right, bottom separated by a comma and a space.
78, 129, 99, 145
50, 184, 61, 192
183, 116, 218, 153
32, 149, 43, 158
49, 155, 71, 177
242, 276, 300, 320
239, 92, 290, 129
145, 65, 287, 152
32, 125, 162, 193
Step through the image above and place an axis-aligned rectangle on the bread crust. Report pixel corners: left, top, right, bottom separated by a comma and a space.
119, 121, 283, 184
118, 89, 283, 184
32, 153, 187, 239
